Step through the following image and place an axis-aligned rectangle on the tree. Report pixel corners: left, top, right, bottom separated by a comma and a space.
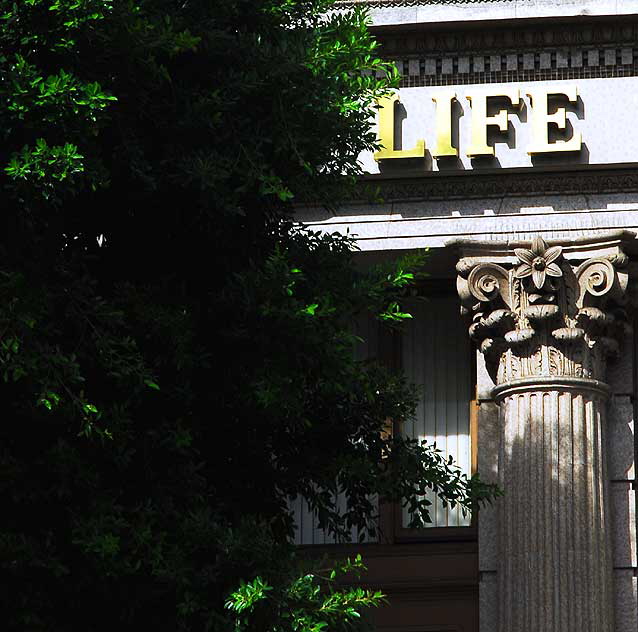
0, 1, 497, 630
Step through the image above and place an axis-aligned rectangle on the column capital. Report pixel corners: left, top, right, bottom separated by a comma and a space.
455, 232, 636, 387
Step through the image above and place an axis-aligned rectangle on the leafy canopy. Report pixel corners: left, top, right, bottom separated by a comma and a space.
0, 1, 497, 630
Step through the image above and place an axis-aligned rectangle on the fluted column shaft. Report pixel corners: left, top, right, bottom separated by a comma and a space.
495, 381, 613, 632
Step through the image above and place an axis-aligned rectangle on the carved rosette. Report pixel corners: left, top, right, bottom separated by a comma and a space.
457, 237, 631, 389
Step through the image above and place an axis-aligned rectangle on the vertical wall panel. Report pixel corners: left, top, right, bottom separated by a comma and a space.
401, 295, 472, 528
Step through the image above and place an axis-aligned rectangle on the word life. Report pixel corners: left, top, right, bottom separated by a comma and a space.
374, 86, 582, 162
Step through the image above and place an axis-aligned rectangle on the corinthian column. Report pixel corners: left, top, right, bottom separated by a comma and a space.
456, 235, 634, 632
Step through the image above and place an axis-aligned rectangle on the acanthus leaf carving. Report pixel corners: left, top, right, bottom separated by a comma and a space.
456, 236, 633, 385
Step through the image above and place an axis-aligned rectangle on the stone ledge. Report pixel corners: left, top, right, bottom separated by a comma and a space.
351, 169, 638, 203
336, 1, 638, 26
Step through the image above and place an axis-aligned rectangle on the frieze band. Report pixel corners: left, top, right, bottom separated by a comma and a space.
344, 169, 638, 203
379, 23, 638, 56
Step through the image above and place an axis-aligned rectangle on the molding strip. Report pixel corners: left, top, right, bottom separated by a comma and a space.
370, 18, 638, 85
349, 169, 638, 202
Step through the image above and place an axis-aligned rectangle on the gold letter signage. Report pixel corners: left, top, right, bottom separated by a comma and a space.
526, 86, 582, 154
466, 87, 520, 157
374, 85, 583, 165
373, 93, 426, 161
431, 91, 457, 158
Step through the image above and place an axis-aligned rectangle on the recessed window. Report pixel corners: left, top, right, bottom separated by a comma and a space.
400, 295, 473, 530
289, 292, 475, 545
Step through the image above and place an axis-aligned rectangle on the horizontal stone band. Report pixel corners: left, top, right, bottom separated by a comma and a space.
492, 375, 610, 403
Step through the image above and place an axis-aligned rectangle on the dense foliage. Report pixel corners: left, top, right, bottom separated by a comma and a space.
0, 1, 497, 630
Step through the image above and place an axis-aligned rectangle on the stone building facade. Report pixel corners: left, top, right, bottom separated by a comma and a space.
295, 1, 638, 630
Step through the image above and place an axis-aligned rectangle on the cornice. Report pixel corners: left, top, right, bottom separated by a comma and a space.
337, 0, 495, 5
366, 17, 638, 86
351, 168, 638, 203
379, 19, 638, 55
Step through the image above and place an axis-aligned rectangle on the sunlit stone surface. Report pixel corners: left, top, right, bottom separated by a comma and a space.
456, 233, 635, 631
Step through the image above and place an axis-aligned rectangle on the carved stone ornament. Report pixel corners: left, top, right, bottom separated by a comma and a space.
456, 236, 631, 388
455, 233, 636, 632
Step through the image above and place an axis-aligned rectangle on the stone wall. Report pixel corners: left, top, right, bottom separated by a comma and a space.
297, 5, 638, 628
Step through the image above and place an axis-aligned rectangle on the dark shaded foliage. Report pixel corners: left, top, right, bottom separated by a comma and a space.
0, 1, 497, 630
